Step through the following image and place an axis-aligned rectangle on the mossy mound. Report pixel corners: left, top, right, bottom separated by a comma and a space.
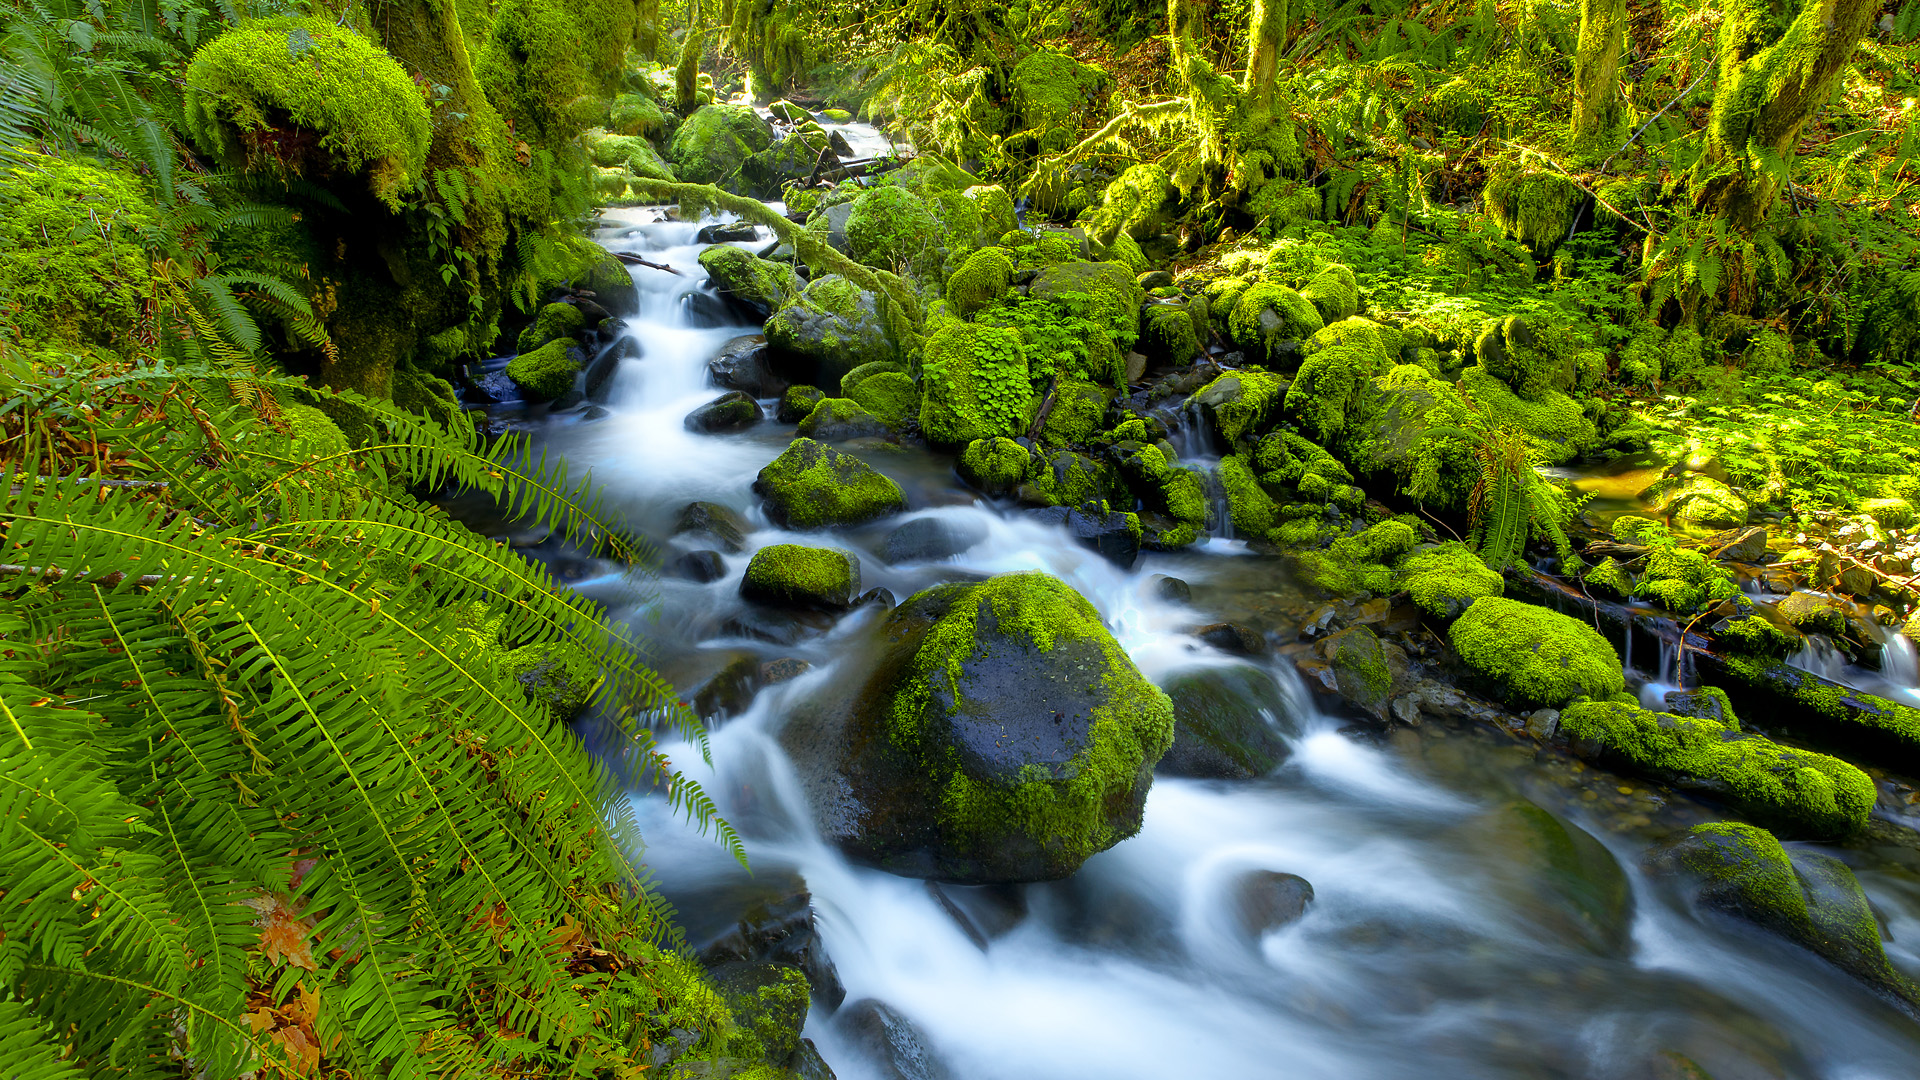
505, 339, 583, 401
778, 385, 825, 423
960, 437, 1030, 492
1455, 365, 1595, 465
1188, 370, 1288, 448
779, 572, 1173, 882
183, 17, 431, 208
1449, 597, 1624, 708
1643, 473, 1750, 531
740, 544, 861, 609
1228, 283, 1323, 364
1397, 542, 1503, 620
846, 185, 943, 274
1561, 700, 1872, 837
1218, 455, 1279, 538
516, 301, 588, 353
1025, 261, 1145, 383
1039, 380, 1112, 446
1298, 520, 1418, 594
1008, 49, 1107, 153
918, 322, 1035, 446
846, 371, 919, 424
1299, 264, 1360, 324
667, 104, 775, 186
764, 275, 906, 392
1284, 342, 1390, 444
754, 437, 908, 529
699, 245, 800, 319
0, 151, 154, 349
946, 247, 1016, 318
795, 397, 889, 441
607, 92, 668, 137
1114, 442, 1209, 538
1139, 301, 1204, 365
1019, 450, 1118, 509
1655, 823, 1920, 1013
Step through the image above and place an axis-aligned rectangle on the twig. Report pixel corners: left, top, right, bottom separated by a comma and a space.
1600, 60, 1716, 176
0, 564, 173, 587
613, 252, 683, 275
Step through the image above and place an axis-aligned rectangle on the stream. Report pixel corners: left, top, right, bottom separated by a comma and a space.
464, 176, 1920, 1078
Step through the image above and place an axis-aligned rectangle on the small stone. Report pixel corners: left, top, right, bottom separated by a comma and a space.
1150, 574, 1191, 604
760, 657, 812, 685
685, 390, 761, 433
1230, 870, 1314, 939
670, 549, 727, 583
674, 501, 748, 553
1525, 708, 1559, 741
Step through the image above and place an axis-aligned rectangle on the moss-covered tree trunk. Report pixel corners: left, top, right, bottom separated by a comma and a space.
1570, 0, 1624, 148
1243, 0, 1287, 120
677, 0, 703, 114
1693, 0, 1878, 232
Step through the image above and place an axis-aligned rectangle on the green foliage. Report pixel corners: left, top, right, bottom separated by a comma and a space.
0, 357, 738, 1078
920, 321, 1034, 444
0, 148, 153, 349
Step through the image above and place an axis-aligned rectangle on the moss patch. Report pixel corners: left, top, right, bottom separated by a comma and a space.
1398, 541, 1504, 620
1450, 597, 1624, 707
505, 339, 581, 400
754, 437, 909, 529
0, 151, 153, 348
741, 544, 860, 609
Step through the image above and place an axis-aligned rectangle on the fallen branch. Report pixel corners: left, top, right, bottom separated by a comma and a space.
612, 252, 683, 275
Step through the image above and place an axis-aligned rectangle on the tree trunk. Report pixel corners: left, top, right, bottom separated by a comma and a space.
1243, 0, 1288, 120
1570, 0, 1625, 148
676, 0, 703, 115
1693, 0, 1879, 232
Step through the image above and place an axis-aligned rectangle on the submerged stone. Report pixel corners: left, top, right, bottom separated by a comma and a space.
1156, 663, 1297, 779
780, 572, 1174, 882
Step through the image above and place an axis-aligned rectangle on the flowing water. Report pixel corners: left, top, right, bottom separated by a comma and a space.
483, 192, 1920, 1078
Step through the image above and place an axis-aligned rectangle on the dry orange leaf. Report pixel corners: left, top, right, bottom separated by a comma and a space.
245, 893, 317, 971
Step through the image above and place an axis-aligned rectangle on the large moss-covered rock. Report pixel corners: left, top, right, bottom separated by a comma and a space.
1643, 473, 1750, 531
918, 322, 1036, 446
796, 397, 889, 441
1008, 49, 1107, 153
741, 544, 861, 609
0, 150, 154, 349
699, 245, 799, 319
754, 437, 908, 529
1218, 454, 1278, 538
1039, 379, 1111, 446
1654, 823, 1920, 1016
606, 92, 668, 137
1228, 283, 1323, 364
959, 437, 1030, 493
505, 339, 583, 401
667, 104, 775, 185
1138, 299, 1206, 365
846, 185, 943, 273
846, 371, 919, 425
780, 573, 1174, 881
1187, 370, 1288, 449
1157, 664, 1297, 779
1027, 261, 1145, 384
946, 247, 1016, 318
1449, 597, 1624, 708
182, 17, 431, 209
1397, 542, 1503, 620
765, 275, 905, 392
516, 301, 587, 353
1299, 264, 1360, 324
1561, 700, 1872, 837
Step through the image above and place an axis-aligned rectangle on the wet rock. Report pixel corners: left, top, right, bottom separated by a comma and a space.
685, 391, 762, 433
1194, 622, 1266, 656
780, 573, 1173, 882
1664, 686, 1737, 725
755, 438, 908, 530
741, 544, 860, 609
667, 104, 776, 186
1230, 870, 1314, 938
926, 882, 1027, 950
670, 549, 728, 583
760, 657, 812, 685
835, 1000, 952, 1080
709, 334, 789, 398
1151, 574, 1191, 604
1776, 591, 1849, 636
797, 397, 891, 441
675, 500, 749, 553
1453, 801, 1634, 956
693, 653, 760, 724
779, 385, 826, 423
699, 245, 799, 321
855, 586, 896, 610
707, 961, 811, 1064
695, 221, 761, 244
1644, 473, 1750, 531
882, 516, 987, 564
1296, 604, 1341, 641
583, 337, 633, 401
1709, 525, 1770, 563
700, 889, 846, 1010
1524, 707, 1559, 740
1449, 597, 1625, 708
1187, 369, 1288, 449
723, 606, 841, 645
1157, 664, 1297, 779
766, 275, 904, 392
1026, 505, 1141, 569
1652, 822, 1920, 1018
791, 1040, 836, 1080
1316, 625, 1391, 718
681, 287, 739, 328
580, 249, 641, 318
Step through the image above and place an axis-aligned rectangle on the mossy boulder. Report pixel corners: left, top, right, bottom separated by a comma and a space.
740, 544, 861, 609
1218, 455, 1278, 538
846, 371, 919, 424
765, 275, 905, 392
698, 245, 800, 320
1008, 49, 1107, 153
946, 247, 1016, 318
846, 185, 942, 273
779, 572, 1174, 881
1561, 700, 1872, 837
607, 92, 668, 137
1114, 442, 1209, 535
667, 103, 775, 186
1323, 625, 1392, 715
1454, 364, 1596, 464
739, 137, 827, 199
182, 17, 431, 209
516, 301, 588, 353
1026, 261, 1146, 384
502, 640, 598, 718
1299, 264, 1360, 324
1397, 542, 1503, 620
1187, 370, 1288, 449
706, 962, 813, 1067
778, 385, 826, 423
964, 185, 1018, 242
754, 437, 908, 529
391, 366, 463, 429
796, 397, 889, 441
959, 437, 1029, 493
1138, 300, 1205, 365
1449, 597, 1625, 708
1228, 283, 1323, 364
505, 339, 584, 401
1643, 473, 1750, 531
1296, 520, 1418, 595
918, 323, 1036, 446
0, 150, 154, 349
1283, 342, 1391, 444
1654, 822, 1920, 1015
1157, 664, 1298, 779
1019, 449, 1118, 509
1039, 379, 1112, 446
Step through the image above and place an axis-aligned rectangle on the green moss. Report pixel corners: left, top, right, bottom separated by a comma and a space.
778, 385, 825, 423
846, 371, 919, 424
698, 245, 799, 313
516, 301, 588, 353
1228, 283, 1323, 363
391, 366, 464, 429
505, 338, 581, 400
964, 185, 1018, 242
1021, 450, 1116, 509
1449, 596, 1625, 707
1483, 163, 1585, 251
1284, 342, 1386, 442
1475, 314, 1578, 400
1299, 264, 1360, 324
754, 437, 909, 528
946, 247, 1017, 318
1561, 701, 1871, 836
1398, 541, 1504, 620
1080, 163, 1173, 246
1188, 370, 1288, 447
1715, 656, 1920, 771
1456, 365, 1595, 465
888, 573, 1172, 874
1329, 625, 1392, 704
1861, 497, 1918, 529
608, 93, 668, 137
796, 397, 888, 439
1255, 430, 1353, 489
1024, 261, 1146, 380
1008, 50, 1107, 153
1715, 614, 1801, 656
918, 322, 1035, 446
1298, 520, 1419, 593
846, 185, 942, 273
741, 544, 859, 608
0, 151, 153, 349
1117, 442, 1208, 526
1583, 556, 1636, 600
1643, 473, 1750, 531
666, 104, 775, 185
502, 639, 599, 717
1040, 380, 1112, 446
479, 0, 638, 145
960, 437, 1030, 491
183, 18, 431, 209
1219, 454, 1278, 538
1139, 303, 1202, 364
